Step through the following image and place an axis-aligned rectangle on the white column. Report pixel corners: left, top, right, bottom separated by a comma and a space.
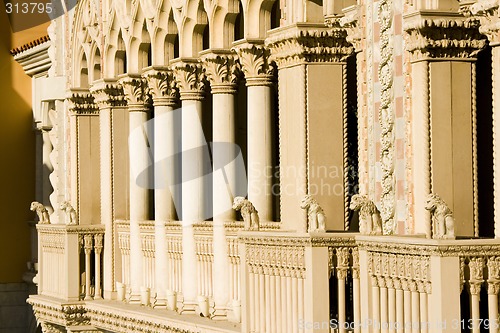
94, 234, 103, 299
173, 62, 208, 313
203, 53, 240, 319
236, 44, 275, 221
145, 69, 179, 308
120, 76, 151, 303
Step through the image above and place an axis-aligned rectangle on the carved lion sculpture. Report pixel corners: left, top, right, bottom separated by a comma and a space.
424, 193, 455, 240
349, 195, 382, 235
300, 195, 326, 232
232, 197, 260, 231
30, 201, 50, 224
60, 201, 78, 226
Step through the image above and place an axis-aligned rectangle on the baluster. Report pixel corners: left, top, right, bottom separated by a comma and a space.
270, 270, 276, 333
402, 279, 411, 333
410, 281, 419, 333
83, 234, 93, 300
353, 250, 361, 333
417, 282, 428, 333
338, 248, 349, 333
372, 275, 381, 333
265, 268, 271, 333
298, 275, 304, 333
469, 257, 485, 333
387, 278, 396, 333
394, 279, 404, 333
379, 277, 388, 333
292, 273, 298, 333
286, 270, 293, 333
276, 273, 282, 333
260, 267, 266, 333
487, 257, 500, 333
249, 267, 256, 332
94, 234, 103, 299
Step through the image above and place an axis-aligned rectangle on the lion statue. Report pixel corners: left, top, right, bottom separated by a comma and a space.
425, 193, 455, 239
349, 195, 382, 235
30, 201, 50, 224
60, 201, 78, 226
232, 197, 260, 231
300, 195, 326, 233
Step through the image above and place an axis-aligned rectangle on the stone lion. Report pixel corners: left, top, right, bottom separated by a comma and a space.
349, 195, 382, 235
30, 201, 50, 224
300, 195, 326, 232
424, 193, 455, 239
232, 197, 260, 231
60, 201, 78, 226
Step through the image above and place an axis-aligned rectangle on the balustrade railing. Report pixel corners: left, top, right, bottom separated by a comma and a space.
37, 224, 105, 301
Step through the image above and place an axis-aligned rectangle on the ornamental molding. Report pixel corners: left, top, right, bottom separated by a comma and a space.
337, 7, 363, 52
471, 0, 500, 44
36, 224, 105, 235
89, 80, 127, 109
201, 52, 240, 94
266, 24, 354, 68
28, 296, 90, 327
172, 61, 207, 100
118, 75, 152, 110
143, 67, 179, 106
233, 42, 276, 85
238, 232, 356, 248
404, 13, 488, 61
67, 89, 99, 115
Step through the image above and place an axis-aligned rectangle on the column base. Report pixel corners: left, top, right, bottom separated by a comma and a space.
128, 292, 141, 304
211, 305, 228, 321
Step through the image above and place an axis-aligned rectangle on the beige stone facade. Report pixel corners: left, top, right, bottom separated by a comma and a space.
13, 0, 500, 331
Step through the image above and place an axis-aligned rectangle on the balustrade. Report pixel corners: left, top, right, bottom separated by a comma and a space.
37, 224, 104, 301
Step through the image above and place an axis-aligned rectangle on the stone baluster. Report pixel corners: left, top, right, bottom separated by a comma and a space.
487, 257, 500, 333
173, 61, 208, 313
371, 275, 381, 333
409, 281, 419, 333
90, 80, 127, 299
337, 248, 350, 333
378, 277, 388, 333
83, 234, 93, 300
401, 279, 411, 333
469, 257, 485, 333
234, 43, 275, 222
352, 249, 361, 333
394, 278, 404, 333
202, 52, 240, 319
417, 281, 428, 333
144, 68, 179, 307
94, 234, 103, 299
119, 75, 152, 303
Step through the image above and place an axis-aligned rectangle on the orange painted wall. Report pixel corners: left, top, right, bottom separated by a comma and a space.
0, 8, 48, 283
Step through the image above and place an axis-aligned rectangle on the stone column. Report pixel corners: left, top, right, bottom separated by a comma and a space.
90, 81, 127, 299
173, 61, 209, 313
144, 68, 180, 307
202, 51, 240, 319
266, 25, 354, 231
119, 75, 152, 303
471, 0, 500, 237
404, 13, 487, 237
234, 42, 275, 222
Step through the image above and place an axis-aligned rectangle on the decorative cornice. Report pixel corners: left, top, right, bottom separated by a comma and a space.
118, 75, 152, 111
404, 14, 488, 61
28, 296, 91, 327
143, 67, 179, 106
36, 224, 105, 235
172, 61, 207, 100
67, 89, 99, 115
201, 52, 240, 94
233, 43, 276, 86
471, 0, 500, 45
266, 24, 354, 68
89, 80, 127, 109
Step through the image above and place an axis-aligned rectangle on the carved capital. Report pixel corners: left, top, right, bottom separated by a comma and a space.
94, 234, 103, 254
404, 14, 487, 61
266, 24, 354, 68
488, 280, 500, 294
233, 43, 275, 86
119, 75, 152, 111
469, 281, 483, 295
469, 257, 485, 281
143, 68, 179, 106
67, 89, 99, 115
471, 0, 500, 45
89, 80, 127, 109
172, 61, 207, 100
201, 53, 240, 94
83, 234, 93, 254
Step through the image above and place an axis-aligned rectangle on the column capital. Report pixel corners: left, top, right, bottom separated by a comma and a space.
172, 60, 207, 101
266, 23, 354, 69
403, 12, 488, 61
200, 50, 240, 94
143, 67, 179, 107
118, 74, 152, 112
89, 79, 127, 109
67, 88, 99, 115
337, 6, 363, 53
471, 0, 500, 45
232, 41, 275, 86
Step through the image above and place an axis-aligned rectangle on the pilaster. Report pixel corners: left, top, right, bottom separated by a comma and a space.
89, 80, 127, 299
266, 24, 354, 231
404, 12, 487, 237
